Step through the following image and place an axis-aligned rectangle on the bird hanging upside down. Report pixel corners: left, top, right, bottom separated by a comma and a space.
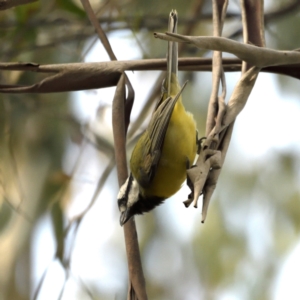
117, 10, 197, 225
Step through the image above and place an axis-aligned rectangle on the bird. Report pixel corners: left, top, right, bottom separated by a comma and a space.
117, 10, 197, 226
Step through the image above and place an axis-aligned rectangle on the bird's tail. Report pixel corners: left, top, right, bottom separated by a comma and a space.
167, 10, 178, 96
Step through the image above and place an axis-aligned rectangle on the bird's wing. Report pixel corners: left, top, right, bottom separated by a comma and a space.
137, 9, 183, 187
138, 82, 187, 187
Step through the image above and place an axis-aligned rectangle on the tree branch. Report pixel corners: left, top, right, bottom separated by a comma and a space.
0, 0, 37, 10
1, 58, 300, 94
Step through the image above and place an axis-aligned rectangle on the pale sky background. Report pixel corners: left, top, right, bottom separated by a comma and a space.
32, 30, 300, 300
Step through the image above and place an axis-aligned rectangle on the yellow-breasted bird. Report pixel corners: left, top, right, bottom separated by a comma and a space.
117, 10, 197, 225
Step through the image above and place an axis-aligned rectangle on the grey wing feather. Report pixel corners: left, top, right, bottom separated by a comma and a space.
138, 10, 182, 186
139, 82, 187, 186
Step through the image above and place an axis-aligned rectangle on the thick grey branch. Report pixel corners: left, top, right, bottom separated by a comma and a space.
1, 58, 300, 94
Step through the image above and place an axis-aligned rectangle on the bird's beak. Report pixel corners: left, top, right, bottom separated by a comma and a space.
120, 209, 132, 226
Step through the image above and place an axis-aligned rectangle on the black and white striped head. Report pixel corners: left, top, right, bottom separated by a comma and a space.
117, 173, 165, 226
117, 174, 140, 225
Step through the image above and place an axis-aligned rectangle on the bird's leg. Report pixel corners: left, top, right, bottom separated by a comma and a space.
184, 133, 206, 208
196, 131, 206, 154
183, 158, 195, 207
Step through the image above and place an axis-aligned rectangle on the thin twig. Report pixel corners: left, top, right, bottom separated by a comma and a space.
112, 74, 148, 300
154, 33, 300, 68
79, 0, 134, 131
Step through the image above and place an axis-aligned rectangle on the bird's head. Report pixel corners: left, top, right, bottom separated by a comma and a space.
117, 173, 165, 226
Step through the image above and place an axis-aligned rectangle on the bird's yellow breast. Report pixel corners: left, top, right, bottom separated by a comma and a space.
130, 99, 197, 199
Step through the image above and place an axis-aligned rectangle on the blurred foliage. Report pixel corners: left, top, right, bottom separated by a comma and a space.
268, 6, 300, 97
1, 0, 300, 300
